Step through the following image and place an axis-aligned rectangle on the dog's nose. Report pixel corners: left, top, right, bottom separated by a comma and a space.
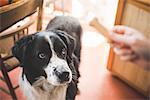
55, 70, 70, 82
61, 71, 70, 81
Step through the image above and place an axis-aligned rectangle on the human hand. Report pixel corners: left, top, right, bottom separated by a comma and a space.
109, 25, 150, 70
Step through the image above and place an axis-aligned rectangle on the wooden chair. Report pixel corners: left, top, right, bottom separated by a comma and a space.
0, 21, 34, 99
0, 0, 43, 99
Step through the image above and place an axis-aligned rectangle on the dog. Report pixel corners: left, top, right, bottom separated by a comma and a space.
12, 16, 82, 100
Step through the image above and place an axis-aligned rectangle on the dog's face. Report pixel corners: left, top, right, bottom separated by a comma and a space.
12, 30, 76, 86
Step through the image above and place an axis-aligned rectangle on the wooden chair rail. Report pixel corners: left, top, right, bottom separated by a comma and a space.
0, 20, 34, 39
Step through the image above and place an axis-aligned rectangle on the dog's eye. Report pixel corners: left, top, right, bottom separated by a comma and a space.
38, 53, 46, 59
61, 48, 66, 57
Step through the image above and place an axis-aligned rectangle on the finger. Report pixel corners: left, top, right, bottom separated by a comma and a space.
114, 47, 123, 55
112, 25, 125, 34
110, 31, 131, 45
114, 47, 133, 56
111, 42, 130, 49
112, 25, 135, 35
120, 54, 137, 61
111, 43, 121, 48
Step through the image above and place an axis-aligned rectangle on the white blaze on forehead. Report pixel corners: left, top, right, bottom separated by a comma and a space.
36, 31, 54, 37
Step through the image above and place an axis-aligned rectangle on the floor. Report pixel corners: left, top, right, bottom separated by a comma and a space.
0, 7, 148, 100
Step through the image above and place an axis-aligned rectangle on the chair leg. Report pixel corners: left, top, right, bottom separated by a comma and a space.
0, 60, 17, 100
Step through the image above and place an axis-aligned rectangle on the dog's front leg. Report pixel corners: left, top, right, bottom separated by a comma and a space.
66, 81, 78, 100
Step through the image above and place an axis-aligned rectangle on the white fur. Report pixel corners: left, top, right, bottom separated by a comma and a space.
44, 56, 72, 85
19, 69, 68, 100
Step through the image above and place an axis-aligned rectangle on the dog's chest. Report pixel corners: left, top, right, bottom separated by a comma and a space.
19, 69, 67, 100
33, 85, 67, 100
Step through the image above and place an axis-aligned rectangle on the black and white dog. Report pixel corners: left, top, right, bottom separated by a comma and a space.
12, 16, 82, 100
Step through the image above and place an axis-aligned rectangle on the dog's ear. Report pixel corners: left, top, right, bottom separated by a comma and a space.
12, 34, 36, 66
51, 30, 76, 57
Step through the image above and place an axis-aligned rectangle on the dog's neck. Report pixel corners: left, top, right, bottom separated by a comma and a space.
20, 70, 68, 100
32, 77, 68, 100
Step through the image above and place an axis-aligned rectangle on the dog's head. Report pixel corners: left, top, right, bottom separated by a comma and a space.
12, 30, 76, 86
